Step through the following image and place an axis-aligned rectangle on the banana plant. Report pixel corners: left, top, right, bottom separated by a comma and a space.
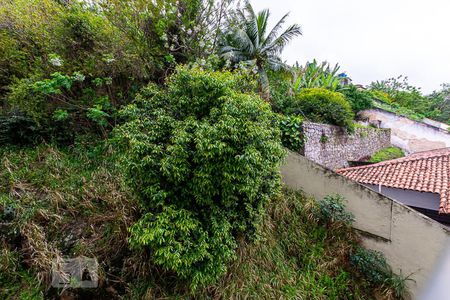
293, 59, 343, 92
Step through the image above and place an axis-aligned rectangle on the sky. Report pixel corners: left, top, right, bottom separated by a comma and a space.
251, 0, 450, 94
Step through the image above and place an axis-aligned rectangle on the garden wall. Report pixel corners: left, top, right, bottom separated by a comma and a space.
302, 122, 391, 170
281, 151, 450, 298
359, 108, 450, 154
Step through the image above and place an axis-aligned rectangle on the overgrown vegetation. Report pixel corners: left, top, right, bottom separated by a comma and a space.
0, 140, 138, 299
0, 147, 400, 299
113, 66, 286, 289
0, 0, 413, 298
368, 147, 405, 163
285, 88, 355, 131
341, 85, 373, 113
370, 76, 449, 125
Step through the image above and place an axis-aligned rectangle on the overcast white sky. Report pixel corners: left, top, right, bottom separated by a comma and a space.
251, 0, 450, 94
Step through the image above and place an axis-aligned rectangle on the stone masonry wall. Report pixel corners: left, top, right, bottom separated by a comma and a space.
303, 122, 391, 170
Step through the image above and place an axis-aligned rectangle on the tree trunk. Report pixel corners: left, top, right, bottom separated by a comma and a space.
257, 66, 270, 102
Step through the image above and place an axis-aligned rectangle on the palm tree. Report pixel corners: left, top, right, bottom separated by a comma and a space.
220, 1, 302, 100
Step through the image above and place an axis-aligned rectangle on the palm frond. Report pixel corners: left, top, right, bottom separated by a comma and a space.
256, 9, 270, 47
262, 24, 302, 54
235, 28, 255, 54
267, 57, 290, 72
245, 15, 260, 50
243, 0, 256, 19
263, 12, 289, 47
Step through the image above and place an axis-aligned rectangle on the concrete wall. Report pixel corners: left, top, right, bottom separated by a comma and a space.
281, 151, 450, 297
423, 118, 450, 131
359, 108, 450, 154
303, 122, 391, 170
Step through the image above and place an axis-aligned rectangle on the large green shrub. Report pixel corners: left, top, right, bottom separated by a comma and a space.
341, 85, 373, 113
113, 66, 285, 289
286, 88, 354, 130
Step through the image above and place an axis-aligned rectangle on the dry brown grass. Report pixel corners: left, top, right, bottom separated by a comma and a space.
0, 143, 141, 299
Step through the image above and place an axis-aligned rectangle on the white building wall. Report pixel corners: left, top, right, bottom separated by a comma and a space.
363, 184, 441, 211
359, 108, 450, 154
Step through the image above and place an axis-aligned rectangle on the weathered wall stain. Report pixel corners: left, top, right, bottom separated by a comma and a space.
360, 108, 450, 154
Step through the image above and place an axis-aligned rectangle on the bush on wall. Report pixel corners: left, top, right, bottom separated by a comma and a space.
341, 85, 373, 113
286, 88, 354, 131
113, 66, 286, 289
278, 114, 305, 152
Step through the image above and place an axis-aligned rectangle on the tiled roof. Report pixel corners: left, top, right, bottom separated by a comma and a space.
336, 148, 450, 214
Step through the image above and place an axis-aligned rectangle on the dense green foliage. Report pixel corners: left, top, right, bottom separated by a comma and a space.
315, 194, 355, 226
220, 1, 301, 99
286, 88, 354, 130
1, 0, 135, 124
278, 114, 305, 152
369, 147, 405, 163
341, 85, 373, 113
351, 246, 411, 298
113, 66, 286, 289
0, 0, 235, 138
370, 76, 449, 124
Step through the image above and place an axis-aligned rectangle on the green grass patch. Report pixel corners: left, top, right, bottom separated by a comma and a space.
369, 147, 405, 163
373, 101, 425, 122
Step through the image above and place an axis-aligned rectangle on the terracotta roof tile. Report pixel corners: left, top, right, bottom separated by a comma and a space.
336, 148, 450, 214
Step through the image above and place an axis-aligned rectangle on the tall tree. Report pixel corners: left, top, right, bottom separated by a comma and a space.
220, 1, 301, 100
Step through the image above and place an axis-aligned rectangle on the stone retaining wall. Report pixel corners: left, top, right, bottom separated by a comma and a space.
302, 122, 391, 170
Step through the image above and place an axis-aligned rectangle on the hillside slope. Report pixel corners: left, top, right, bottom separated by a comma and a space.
1, 141, 392, 299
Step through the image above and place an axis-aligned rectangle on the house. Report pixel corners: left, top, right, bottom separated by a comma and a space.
338, 73, 352, 86
336, 148, 450, 225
